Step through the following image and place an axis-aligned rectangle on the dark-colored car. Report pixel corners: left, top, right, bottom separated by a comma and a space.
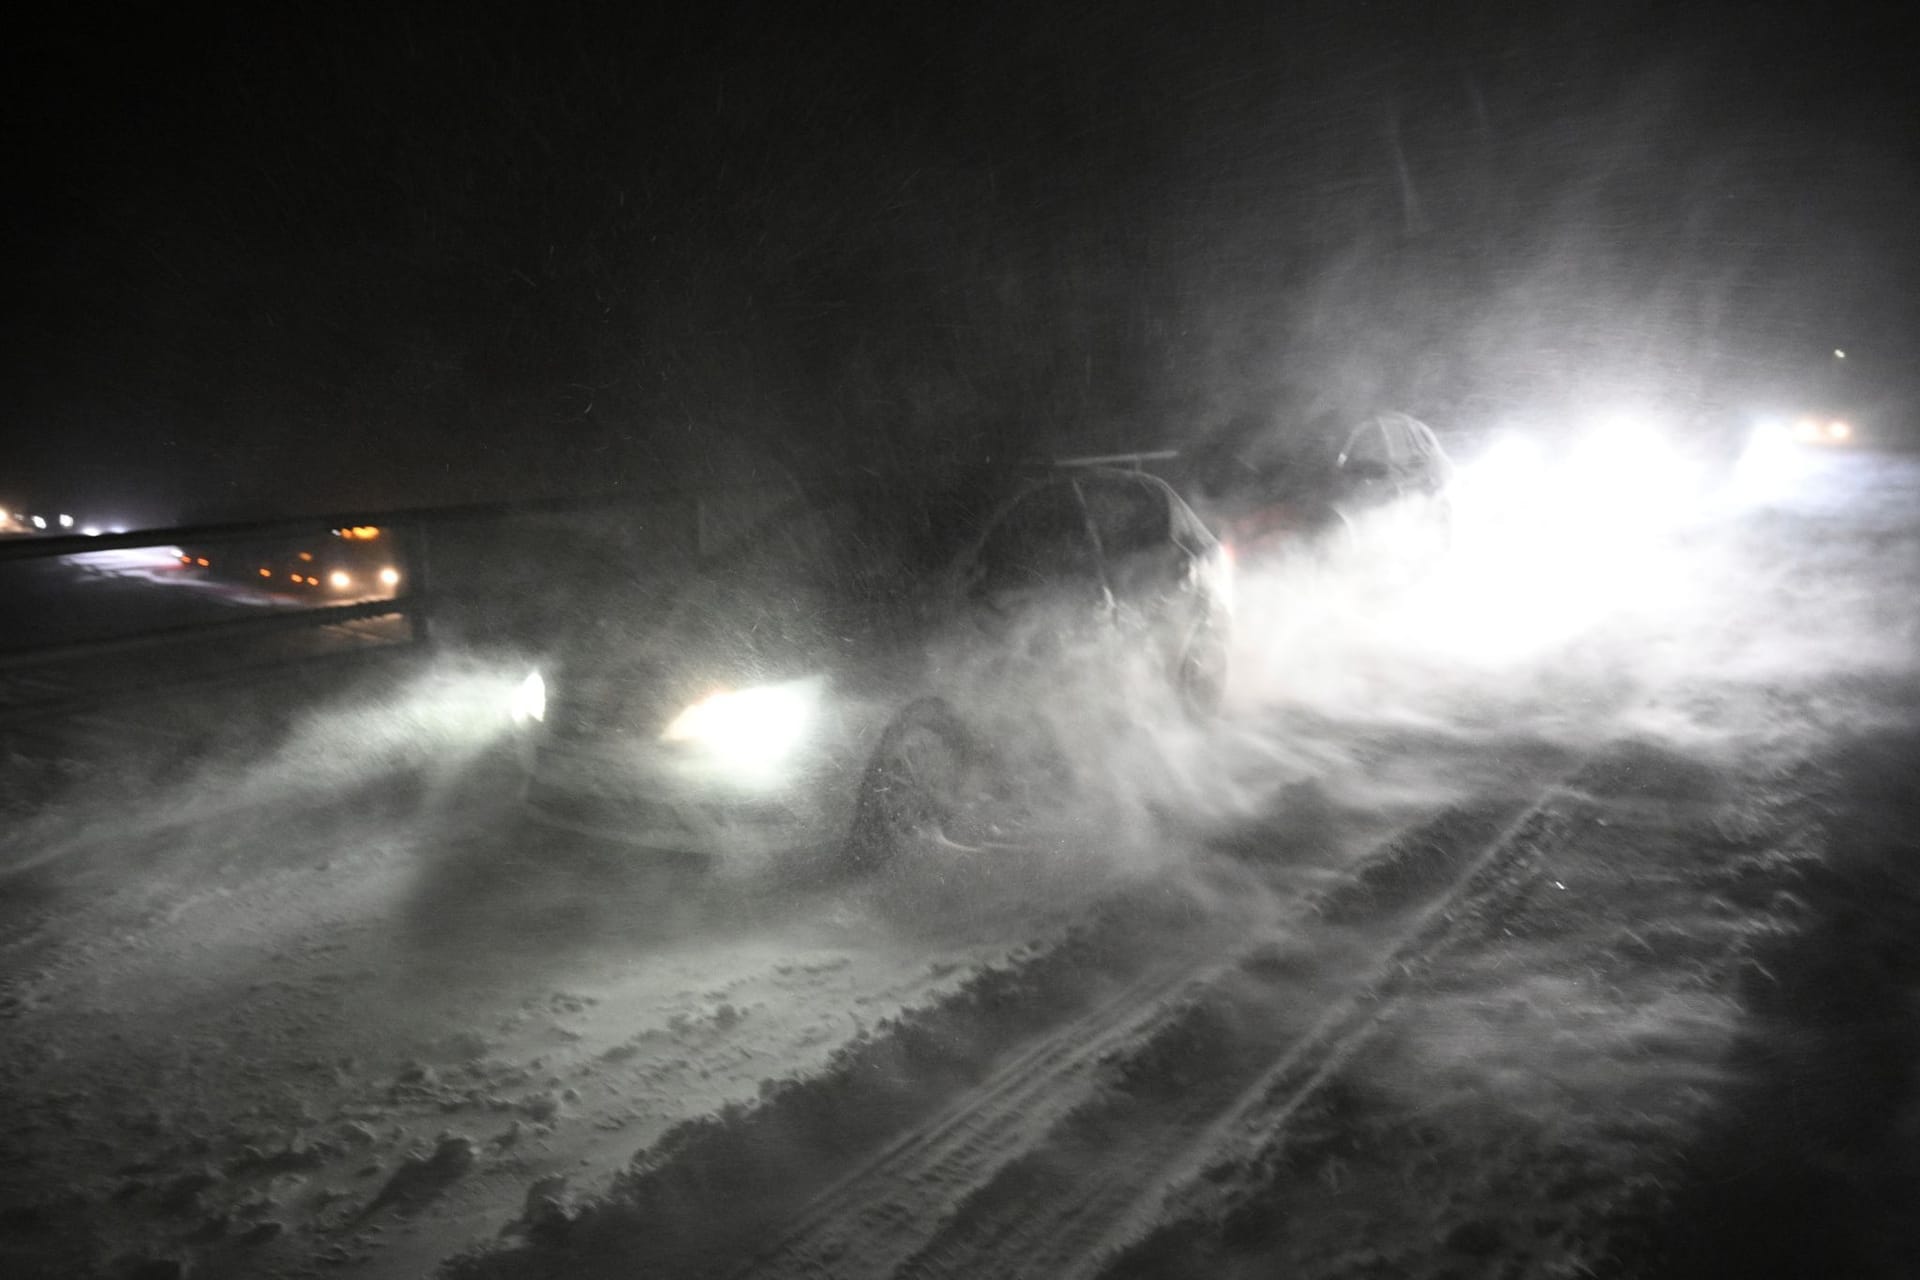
516, 463, 1232, 869
1190, 410, 1454, 563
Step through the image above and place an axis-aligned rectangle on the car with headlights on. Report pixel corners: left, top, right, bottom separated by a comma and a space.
515, 462, 1231, 870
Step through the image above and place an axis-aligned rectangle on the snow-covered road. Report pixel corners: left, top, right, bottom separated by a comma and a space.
4, 449, 1917, 1279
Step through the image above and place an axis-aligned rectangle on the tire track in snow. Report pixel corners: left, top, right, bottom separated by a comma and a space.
731, 934, 1246, 1280
443, 765, 1573, 1280
886, 787, 1577, 1280
729, 787, 1565, 1280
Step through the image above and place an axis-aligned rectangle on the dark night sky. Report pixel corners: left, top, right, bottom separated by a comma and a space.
4, 1, 1915, 526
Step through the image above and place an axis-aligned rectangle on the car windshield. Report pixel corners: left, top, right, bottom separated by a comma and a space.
969, 480, 1099, 597
1078, 475, 1170, 558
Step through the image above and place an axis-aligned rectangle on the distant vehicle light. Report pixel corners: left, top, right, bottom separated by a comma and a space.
81, 525, 101, 537
31, 515, 46, 529
1791, 418, 1823, 444
378, 566, 401, 587
196, 557, 210, 567
58, 514, 73, 528
339, 525, 382, 540
328, 570, 352, 590
306, 576, 320, 586
1828, 420, 1852, 441
298, 551, 314, 562
259, 567, 271, 577
1834, 349, 1846, 359
179, 554, 192, 565
510, 670, 545, 725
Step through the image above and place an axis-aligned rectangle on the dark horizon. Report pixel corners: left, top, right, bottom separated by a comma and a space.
5, 0, 1915, 525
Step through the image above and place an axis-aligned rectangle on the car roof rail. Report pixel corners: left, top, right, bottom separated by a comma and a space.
1045, 449, 1181, 472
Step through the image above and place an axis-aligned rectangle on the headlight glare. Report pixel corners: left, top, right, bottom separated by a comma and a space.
510, 670, 546, 725
660, 679, 818, 771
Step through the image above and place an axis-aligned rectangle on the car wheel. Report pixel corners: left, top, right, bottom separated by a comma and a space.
844, 699, 993, 872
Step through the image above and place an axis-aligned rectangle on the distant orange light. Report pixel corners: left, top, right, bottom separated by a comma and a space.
258, 567, 271, 577
339, 525, 382, 540
306, 575, 320, 586
195, 557, 210, 567
298, 551, 314, 562
179, 554, 192, 565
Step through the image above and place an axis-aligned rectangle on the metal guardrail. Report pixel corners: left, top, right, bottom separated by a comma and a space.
0, 481, 805, 691
0, 519, 432, 672
0, 482, 789, 566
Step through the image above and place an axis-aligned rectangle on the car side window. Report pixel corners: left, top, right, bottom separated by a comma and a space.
1381, 416, 1419, 464
1402, 415, 1443, 461
1340, 421, 1391, 472
1413, 420, 1444, 463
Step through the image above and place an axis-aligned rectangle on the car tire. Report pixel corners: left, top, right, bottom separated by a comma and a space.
843, 698, 987, 873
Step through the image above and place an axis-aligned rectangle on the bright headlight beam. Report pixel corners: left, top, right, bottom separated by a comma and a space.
510, 670, 545, 724
660, 679, 818, 772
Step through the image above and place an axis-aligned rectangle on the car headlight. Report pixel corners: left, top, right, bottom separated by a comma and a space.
660, 678, 818, 771
510, 670, 546, 725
